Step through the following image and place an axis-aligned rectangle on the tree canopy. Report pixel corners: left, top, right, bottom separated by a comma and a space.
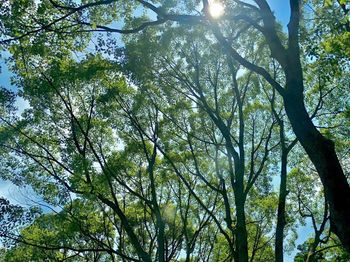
0, 0, 349, 261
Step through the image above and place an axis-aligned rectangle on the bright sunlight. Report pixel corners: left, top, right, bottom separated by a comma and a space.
209, 1, 224, 18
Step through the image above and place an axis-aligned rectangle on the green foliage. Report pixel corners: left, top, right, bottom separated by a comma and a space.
0, 0, 349, 261
2, 199, 114, 261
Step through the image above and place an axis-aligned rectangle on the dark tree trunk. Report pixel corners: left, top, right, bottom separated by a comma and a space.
275, 151, 288, 262
234, 187, 249, 262
98, 195, 151, 262
274, 116, 295, 262
283, 81, 350, 252
155, 211, 165, 262
285, 2, 350, 251
211, 0, 350, 252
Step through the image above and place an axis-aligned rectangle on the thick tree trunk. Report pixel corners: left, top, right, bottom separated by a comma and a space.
275, 151, 288, 262
155, 212, 165, 262
234, 188, 249, 262
283, 85, 350, 252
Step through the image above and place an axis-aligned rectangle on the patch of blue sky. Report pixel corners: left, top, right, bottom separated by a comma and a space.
0, 51, 15, 91
0, 51, 30, 113
243, 0, 291, 28
268, 0, 291, 28
0, 53, 41, 213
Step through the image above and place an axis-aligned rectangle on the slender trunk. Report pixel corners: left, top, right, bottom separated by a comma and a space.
275, 151, 288, 262
98, 195, 151, 262
283, 86, 350, 252
306, 231, 322, 262
233, 66, 248, 262
148, 145, 165, 262
306, 251, 316, 262
184, 216, 192, 262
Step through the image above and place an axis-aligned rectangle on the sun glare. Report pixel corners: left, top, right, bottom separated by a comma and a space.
209, 1, 224, 18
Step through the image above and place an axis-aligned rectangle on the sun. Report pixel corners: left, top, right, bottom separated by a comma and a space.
209, 1, 224, 18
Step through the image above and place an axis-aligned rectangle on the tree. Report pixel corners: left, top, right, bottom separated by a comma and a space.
2, 199, 116, 262
0, 0, 349, 260
263, 84, 297, 262
1, 0, 349, 251
0, 51, 280, 261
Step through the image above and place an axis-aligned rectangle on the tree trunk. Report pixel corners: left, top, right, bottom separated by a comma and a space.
155, 211, 165, 262
283, 85, 350, 252
275, 151, 288, 262
234, 188, 249, 262
306, 230, 322, 262
98, 195, 151, 262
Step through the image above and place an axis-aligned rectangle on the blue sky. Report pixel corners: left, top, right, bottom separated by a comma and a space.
268, 0, 291, 27
0, 1, 309, 260
0, 53, 13, 90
